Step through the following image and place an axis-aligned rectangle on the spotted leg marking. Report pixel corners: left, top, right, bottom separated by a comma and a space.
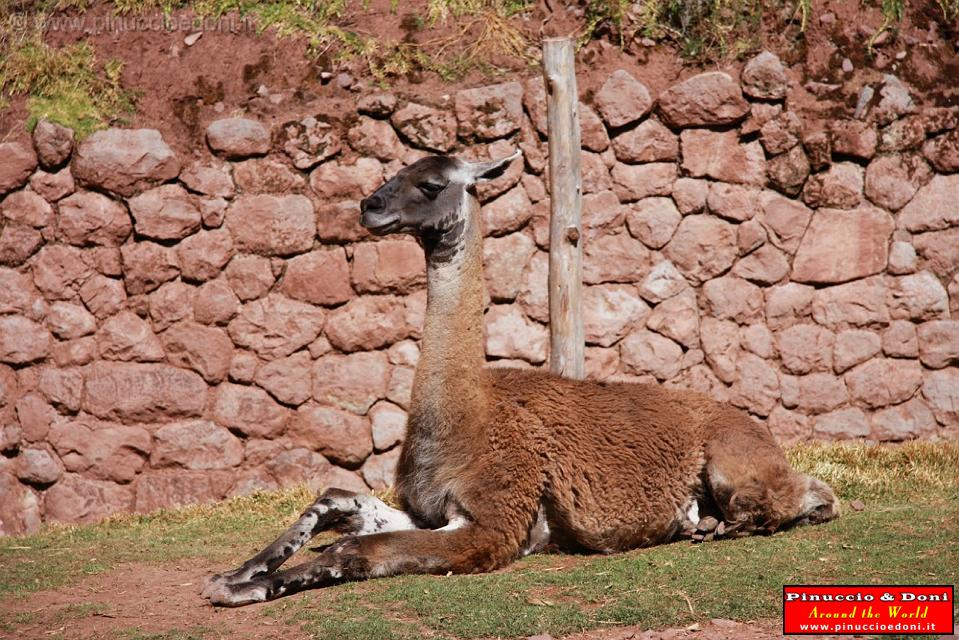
205, 520, 520, 607
204, 536, 366, 606
201, 488, 417, 600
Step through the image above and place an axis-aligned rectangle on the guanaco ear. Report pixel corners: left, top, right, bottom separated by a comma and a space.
463, 150, 521, 184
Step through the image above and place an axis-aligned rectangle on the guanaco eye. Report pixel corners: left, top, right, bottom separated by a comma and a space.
417, 181, 446, 196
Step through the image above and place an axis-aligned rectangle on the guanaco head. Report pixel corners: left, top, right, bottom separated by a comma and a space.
360, 152, 519, 258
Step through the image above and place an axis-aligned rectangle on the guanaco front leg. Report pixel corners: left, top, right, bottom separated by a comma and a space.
205, 523, 519, 606
201, 488, 418, 599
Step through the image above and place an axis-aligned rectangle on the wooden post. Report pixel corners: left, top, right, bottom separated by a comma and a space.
543, 37, 584, 380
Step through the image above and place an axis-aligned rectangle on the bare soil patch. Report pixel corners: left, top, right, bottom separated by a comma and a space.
0, 560, 312, 640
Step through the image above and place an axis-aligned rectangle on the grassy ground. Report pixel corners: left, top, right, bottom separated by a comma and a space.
0, 5, 136, 136
4, 0, 957, 137
0, 442, 957, 639
0, 0, 535, 136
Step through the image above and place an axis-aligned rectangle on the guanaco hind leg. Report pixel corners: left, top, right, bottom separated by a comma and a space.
202, 488, 417, 600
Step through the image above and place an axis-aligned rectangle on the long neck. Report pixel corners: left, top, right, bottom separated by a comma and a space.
409, 193, 489, 435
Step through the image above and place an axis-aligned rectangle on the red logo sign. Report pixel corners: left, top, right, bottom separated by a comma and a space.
783, 585, 954, 635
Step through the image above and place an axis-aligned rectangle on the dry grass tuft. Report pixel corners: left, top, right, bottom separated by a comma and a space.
787, 440, 959, 500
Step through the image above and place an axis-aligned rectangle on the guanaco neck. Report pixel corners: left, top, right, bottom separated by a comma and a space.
409, 190, 489, 437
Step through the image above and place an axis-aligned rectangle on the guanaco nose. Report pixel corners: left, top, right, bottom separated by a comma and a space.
360, 194, 384, 213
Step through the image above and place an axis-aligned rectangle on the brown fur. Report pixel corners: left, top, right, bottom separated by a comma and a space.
202, 154, 838, 606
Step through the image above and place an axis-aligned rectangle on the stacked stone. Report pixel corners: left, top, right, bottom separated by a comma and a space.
0, 52, 957, 536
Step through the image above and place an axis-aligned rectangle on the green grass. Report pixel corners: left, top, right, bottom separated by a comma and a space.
0, 11, 137, 136
0, 0, 534, 134
938, 0, 959, 19
264, 494, 956, 638
0, 442, 956, 640
0, 484, 316, 597
582, 0, 769, 60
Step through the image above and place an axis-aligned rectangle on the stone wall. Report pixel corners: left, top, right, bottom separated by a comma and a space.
1, 51, 958, 536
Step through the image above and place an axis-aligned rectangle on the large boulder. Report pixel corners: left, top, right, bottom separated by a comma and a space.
0, 472, 41, 535
325, 295, 411, 352
44, 473, 133, 524
280, 116, 342, 170
923, 129, 959, 172
626, 197, 681, 249
346, 117, 405, 161
57, 191, 132, 246
32, 120, 74, 169
611, 119, 678, 163
646, 288, 699, 348
663, 215, 737, 285
0, 142, 38, 195
32, 244, 93, 300
680, 130, 765, 185
120, 242, 180, 294
917, 320, 959, 369
206, 118, 270, 159
72, 128, 180, 197
812, 277, 890, 329
176, 228, 234, 282
611, 163, 677, 201
802, 162, 864, 209
0, 267, 46, 320
484, 233, 536, 302
151, 420, 243, 470
281, 247, 354, 305
233, 157, 306, 194
225, 254, 275, 301
620, 329, 682, 381
213, 383, 289, 438
871, 398, 937, 441
759, 191, 812, 255
0, 316, 51, 364
584, 284, 649, 347
161, 321, 234, 383
290, 403, 373, 467
845, 358, 923, 409
741, 51, 788, 100
47, 301, 96, 339
791, 207, 894, 284
863, 154, 931, 211
49, 417, 151, 482
390, 103, 457, 152
659, 72, 749, 128
312, 351, 391, 415
702, 276, 763, 324
0, 224, 42, 267
16, 449, 63, 485
485, 304, 548, 364
454, 82, 524, 141
228, 293, 325, 360
193, 279, 240, 326
96, 310, 165, 362
225, 194, 315, 257
83, 362, 207, 422
128, 184, 202, 241
254, 350, 313, 406
898, 174, 959, 232
594, 70, 653, 128
1, 189, 54, 228
179, 163, 235, 198
133, 471, 231, 514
